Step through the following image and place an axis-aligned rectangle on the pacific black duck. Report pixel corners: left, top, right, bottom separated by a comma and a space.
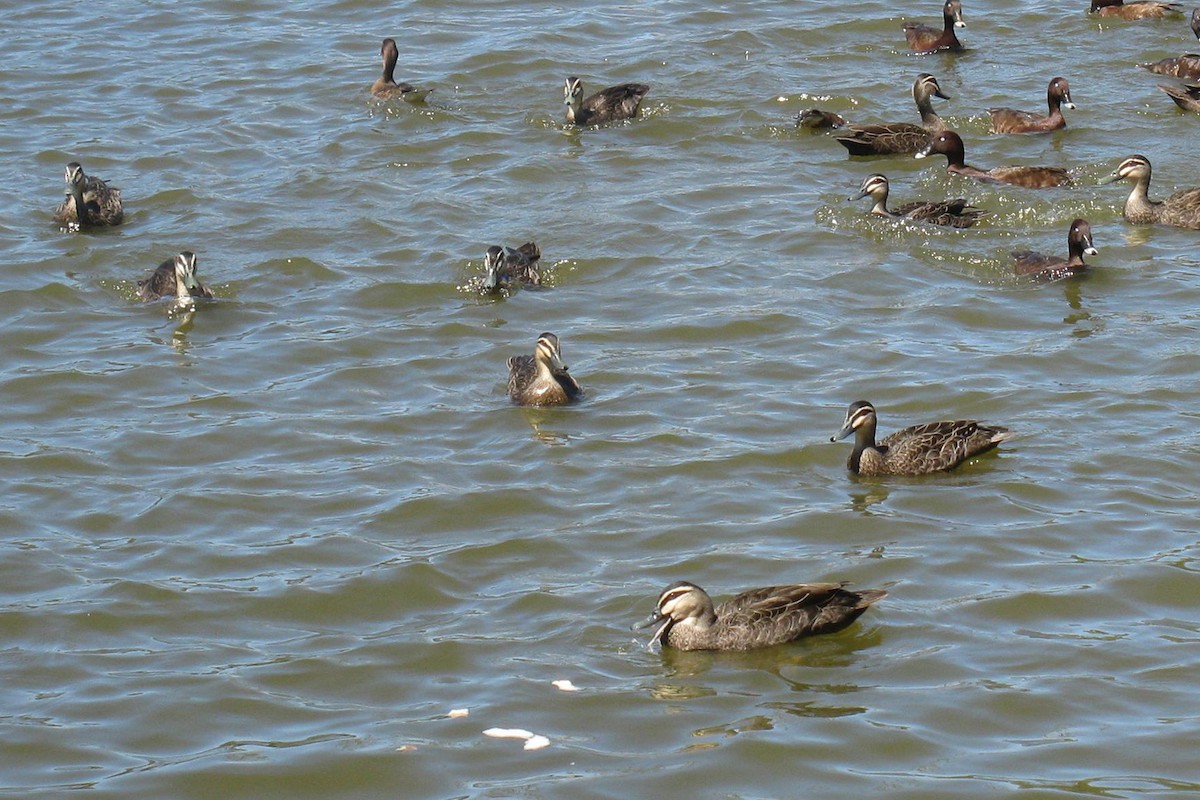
1090, 0, 1183, 19
1140, 11, 1200, 77
371, 38, 432, 103
851, 173, 988, 227
988, 77, 1075, 133
1101, 154, 1200, 228
1158, 81, 1200, 111
507, 332, 582, 407
1012, 218, 1098, 281
835, 74, 950, 156
137, 252, 215, 302
564, 77, 650, 126
482, 242, 542, 293
903, 0, 966, 52
795, 108, 848, 129
53, 161, 123, 229
831, 400, 1012, 476
640, 581, 887, 652
917, 131, 1072, 188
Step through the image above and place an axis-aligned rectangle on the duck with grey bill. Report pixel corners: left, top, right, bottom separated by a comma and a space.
1013, 219, 1098, 282
137, 252, 215, 302
795, 108, 847, 129
835, 74, 950, 156
507, 332, 582, 407
481, 242, 542, 294
639, 581, 887, 651
851, 173, 988, 228
831, 400, 1012, 476
903, 0, 965, 52
371, 38, 432, 103
988, 77, 1076, 134
564, 77, 650, 126
1101, 154, 1200, 228
53, 161, 123, 229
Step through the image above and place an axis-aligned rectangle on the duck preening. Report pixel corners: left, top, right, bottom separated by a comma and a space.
506, 332, 582, 406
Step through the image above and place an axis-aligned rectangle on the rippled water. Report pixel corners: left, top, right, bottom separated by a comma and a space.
3, 0, 1200, 797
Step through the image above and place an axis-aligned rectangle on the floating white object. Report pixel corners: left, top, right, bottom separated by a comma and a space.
524, 735, 551, 750
483, 728, 535, 740
552, 680, 579, 692
448, 708, 469, 718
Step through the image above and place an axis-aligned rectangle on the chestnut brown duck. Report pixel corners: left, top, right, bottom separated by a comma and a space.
640, 581, 887, 652
371, 38, 432, 103
1158, 81, 1200, 111
137, 252, 215, 302
53, 162, 123, 229
835, 74, 950, 156
564, 77, 650, 126
1102, 154, 1200, 228
904, 0, 966, 52
1089, 0, 1183, 18
1013, 219, 1098, 281
795, 108, 848, 129
916, 131, 1072, 188
851, 173, 989, 228
831, 400, 1012, 476
507, 332, 582, 407
988, 77, 1076, 133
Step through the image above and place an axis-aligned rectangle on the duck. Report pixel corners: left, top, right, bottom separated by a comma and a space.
795, 108, 848, 129
1089, 0, 1183, 19
988, 77, 1076, 133
53, 161, 123, 228
903, 0, 966, 52
1139, 10, 1200, 77
1158, 81, 1200, 111
370, 38, 432, 103
835, 74, 950, 156
640, 581, 887, 652
1012, 219, 1098, 281
916, 130, 1072, 188
137, 252, 215, 302
507, 332, 582, 406
851, 173, 989, 227
564, 77, 650, 126
1101, 154, 1200, 228
831, 400, 1012, 476
482, 242, 542, 293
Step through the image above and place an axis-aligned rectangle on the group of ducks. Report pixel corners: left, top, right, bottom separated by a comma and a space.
50, 10, 1196, 653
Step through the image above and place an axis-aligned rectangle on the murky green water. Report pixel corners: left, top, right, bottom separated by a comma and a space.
2, 1, 1199, 797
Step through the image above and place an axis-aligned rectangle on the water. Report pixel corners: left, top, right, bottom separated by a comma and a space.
2, 0, 1199, 797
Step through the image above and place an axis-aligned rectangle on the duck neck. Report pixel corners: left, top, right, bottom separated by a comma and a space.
1124, 172, 1158, 221
914, 92, 943, 129
850, 420, 878, 472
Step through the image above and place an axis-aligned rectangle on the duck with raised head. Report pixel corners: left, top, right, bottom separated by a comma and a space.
831, 400, 1012, 476
904, 0, 966, 52
835, 74, 950, 156
988, 77, 1076, 133
639, 581, 887, 651
371, 38, 432, 103
137, 252, 215, 302
507, 332, 582, 406
1102, 154, 1200, 228
795, 108, 848, 129
917, 130, 1072, 188
851, 174, 989, 228
1089, 0, 1183, 18
1013, 219, 1098, 281
481, 242, 542, 294
1158, 81, 1200, 110
53, 162, 123, 228
564, 77, 650, 126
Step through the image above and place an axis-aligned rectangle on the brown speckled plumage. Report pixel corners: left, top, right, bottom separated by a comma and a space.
564, 77, 649, 126
137, 252, 215, 302
507, 332, 582, 407
852, 173, 988, 228
1102, 154, 1200, 228
831, 400, 1012, 476
482, 242, 542, 294
835, 74, 950, 156
1090, 0, 1183, 19
53, 162, 123, 228
642, 581, 887, 651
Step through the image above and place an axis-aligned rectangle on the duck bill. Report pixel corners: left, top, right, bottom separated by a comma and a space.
634, 611, 672, 648
1099, 171, 1121, 185
849, 189, 869, 201
830, 422, 854, 443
